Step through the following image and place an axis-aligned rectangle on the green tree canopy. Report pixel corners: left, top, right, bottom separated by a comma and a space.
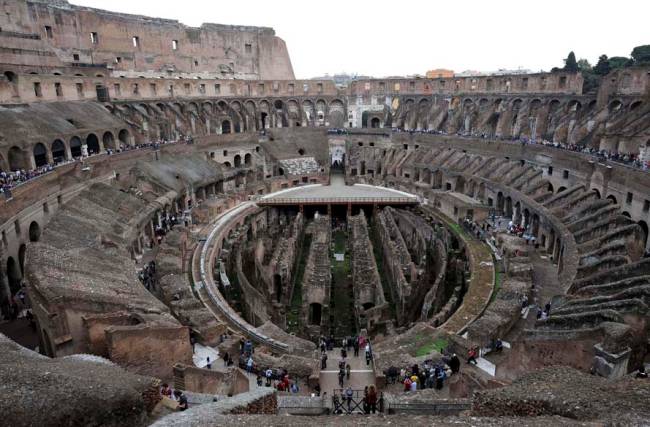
593, 55, 610, 75
609, 56, 630, 69
577, 58, 591, 71
631, 45, 650, 64
564, 51, 578, 72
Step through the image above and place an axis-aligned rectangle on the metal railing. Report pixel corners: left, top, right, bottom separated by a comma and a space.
331, 389, 381, 415
258, 196, 418, 205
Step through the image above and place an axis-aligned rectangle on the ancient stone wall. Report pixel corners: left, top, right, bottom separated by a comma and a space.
173, 364, 249, 396
300, 215, 331, 337
105, 323, 193, 381
349, 212, 387, 329
0, 0, 294, 80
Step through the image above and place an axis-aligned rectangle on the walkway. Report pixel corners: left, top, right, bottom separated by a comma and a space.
421, 205, 495, 335
258, 176, 418, 206
318, 347, 376, 398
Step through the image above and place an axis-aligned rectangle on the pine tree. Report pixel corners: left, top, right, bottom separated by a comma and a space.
593, 55, 610, 75
564, 51, 578, 72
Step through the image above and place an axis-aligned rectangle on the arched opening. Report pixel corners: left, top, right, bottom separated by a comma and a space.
69, 136, 82, 158
607, 194, 618, 205
18, 244, 26, 275
547, 182, 554, 193
85, 133, 100, 154
370, 117, 381, 128
244, 153, 252, 166
33, 143, 48, 167
592, 188, 601, 199
4, 71, 16, 82
298, 148, 305, 156
496, 191, 504, 213
118, 129, 130, 146
557, 186, 567, 194
278, 167, 284, 176
223, 161, 231, 168
234, 154, 242, 168
505, 196, 513, 217
273, 274, 282, 303
309, 303, 322, 325
8, 146, 27, 171
221, 120, 231, 134
29, 221, 41, 242
6, 256, 21, 294
531, 213, 540, 236
51, 139, 66, 163
261, 112, 268, 129
638, 220, 649, 249
102, 131, 115, 150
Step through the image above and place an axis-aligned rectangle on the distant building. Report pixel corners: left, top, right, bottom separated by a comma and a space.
426, 69, 454, 79
455, 68, 532, 77
310, 73, 372, 89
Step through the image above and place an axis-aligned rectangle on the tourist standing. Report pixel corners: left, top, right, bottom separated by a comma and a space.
366, 385, 378, 414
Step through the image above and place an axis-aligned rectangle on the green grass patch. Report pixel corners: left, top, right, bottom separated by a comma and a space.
414, 336, 448, 357
333, 230, 346, 253
287, 234, 311, 334
330, 235, 356, 336
447, 221, 468, 238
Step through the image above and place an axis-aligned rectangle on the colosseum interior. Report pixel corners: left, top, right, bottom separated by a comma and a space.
1, 1, 649, 425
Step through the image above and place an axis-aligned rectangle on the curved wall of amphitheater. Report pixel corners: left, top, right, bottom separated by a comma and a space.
1, 1, 650, 424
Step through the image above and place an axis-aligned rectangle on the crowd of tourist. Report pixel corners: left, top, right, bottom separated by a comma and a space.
388, 126, 650, 171
0, 136, 194, 198
383, 352, 461, 393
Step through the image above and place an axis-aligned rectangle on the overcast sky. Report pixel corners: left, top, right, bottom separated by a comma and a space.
71, 0, 647, 79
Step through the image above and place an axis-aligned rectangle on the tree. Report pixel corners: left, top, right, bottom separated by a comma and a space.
564, 51, 578, 72
593, 55, 610, 75
609, 56, 629, 70
631, 45, 650, 65
577, 58, 591, 71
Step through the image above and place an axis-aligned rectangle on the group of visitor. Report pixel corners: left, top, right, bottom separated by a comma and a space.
137, 261, 157, 291
384, 353, 461, 393
159, 383, 188, 411
0, 136, 195, 198
0, 164, 57, 197
387, 125, 650, 172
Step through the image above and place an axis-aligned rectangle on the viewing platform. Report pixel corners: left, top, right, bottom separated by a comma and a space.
257, 176, 420, 207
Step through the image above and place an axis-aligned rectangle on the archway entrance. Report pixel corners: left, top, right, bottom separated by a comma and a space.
118, 129, 130, 146
51, 139, 66, 163
86, 133, 100, 155
29, 221, 41, 242
273, 274, 282, 303
102, 131, 115, 150
309, 303, 322, 325
33, 143, 48, 167
370, 117, 381, 128
6, 256, 21, 294
222, 120, 231, 134
70, 137, 82, 158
